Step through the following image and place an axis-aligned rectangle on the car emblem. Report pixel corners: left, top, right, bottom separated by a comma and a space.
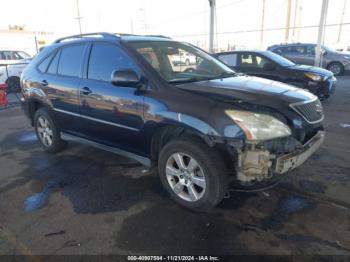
315, 103, 323, 114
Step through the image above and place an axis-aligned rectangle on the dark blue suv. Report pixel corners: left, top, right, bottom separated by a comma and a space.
21, 33, 325, 211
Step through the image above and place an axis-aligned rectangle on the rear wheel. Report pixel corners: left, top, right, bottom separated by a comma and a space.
34, 107, 67, 153
158, 138, 228, 211
327, 62, 344, 76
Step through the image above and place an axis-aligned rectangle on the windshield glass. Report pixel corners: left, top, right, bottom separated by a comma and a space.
264, 51, 295, 67
323, 46, 337, 53
17, 51, 31, 59
127, 41, 235, 83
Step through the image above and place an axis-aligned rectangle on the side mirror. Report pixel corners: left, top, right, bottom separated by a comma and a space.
263, 62, 276, 71
111, 69, 140, 87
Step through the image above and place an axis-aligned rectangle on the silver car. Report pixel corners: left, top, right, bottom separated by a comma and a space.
268, 43, 350, 76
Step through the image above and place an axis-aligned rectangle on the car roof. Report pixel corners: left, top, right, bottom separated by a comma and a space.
215, 50, 272, 56
269, 43, 316, 48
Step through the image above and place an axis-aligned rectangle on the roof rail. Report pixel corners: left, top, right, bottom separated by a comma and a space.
114, 33, 171, 39
53, 32, 119, 43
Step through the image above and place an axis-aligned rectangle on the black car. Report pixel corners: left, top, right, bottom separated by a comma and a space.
214, 50, 336, 100
21, 33, 325, 211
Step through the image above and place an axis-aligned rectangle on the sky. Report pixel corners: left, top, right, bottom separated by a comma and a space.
0, 0, 349, 53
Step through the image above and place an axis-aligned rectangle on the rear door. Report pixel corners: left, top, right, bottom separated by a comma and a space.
38, 43, 88, 134
78, 42, 145, 154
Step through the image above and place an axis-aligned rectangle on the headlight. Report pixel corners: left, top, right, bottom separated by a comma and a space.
304, 73, 324, 82
343, 55, 350, 60
225, 110, 291, 141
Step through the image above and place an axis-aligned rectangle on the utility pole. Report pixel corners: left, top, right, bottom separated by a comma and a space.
75, 0, 83, 35
315, 0, 329, 67
209, 0, 216, 53
292, 0, 298, 42
285, 0, 292, 42
260, 0, 266, 48
337, 0, 347, 43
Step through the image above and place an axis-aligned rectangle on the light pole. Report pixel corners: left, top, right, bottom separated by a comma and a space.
315, 0, 329, 67
75, 0, 83, 35
209, 0, 216, 53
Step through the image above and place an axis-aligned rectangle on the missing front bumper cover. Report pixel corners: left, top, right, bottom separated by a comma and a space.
236, 131, 325, 183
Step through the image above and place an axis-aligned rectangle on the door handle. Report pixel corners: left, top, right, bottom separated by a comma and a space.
40, 80, 48, 86
81, 86, 92, 95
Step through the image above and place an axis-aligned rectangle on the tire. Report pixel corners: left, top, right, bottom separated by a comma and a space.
6, 76, 20, 93
158, 137, 228, 212
327, 62, 344, 76
34, 107, 67, 153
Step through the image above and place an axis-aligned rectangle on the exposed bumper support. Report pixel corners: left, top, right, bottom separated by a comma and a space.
236, 131, 325, 183
275, 130, 325, 174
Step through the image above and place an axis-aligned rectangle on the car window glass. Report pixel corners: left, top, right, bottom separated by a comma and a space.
306, 46, 315, 55
57, 44, 85, 77
47, 51, 60, 74
38, 54, 54, 72
240, 54, 256, 67
218, 54, 237, 66
136, 47, 160, 71
16, 51, 31, 59
295, 46, 306, 54
88, 43, 137, 82
166, 47, 199, 73
255, 55, 270, 68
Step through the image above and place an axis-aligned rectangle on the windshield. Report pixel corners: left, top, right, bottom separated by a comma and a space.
264, 51, 295, 67
127, 41, 235, 83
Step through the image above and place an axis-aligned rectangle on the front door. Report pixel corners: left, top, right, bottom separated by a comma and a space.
78, 42, 145, 155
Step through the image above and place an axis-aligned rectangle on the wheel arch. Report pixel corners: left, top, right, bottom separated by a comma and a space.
149, 123, 235, 172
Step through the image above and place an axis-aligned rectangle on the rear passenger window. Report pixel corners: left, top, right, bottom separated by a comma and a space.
47, 51, 60, 74
57, 44, 85, 77
88, 43, 137, 82
218, 54, 237, 66
38, 54, 54, 72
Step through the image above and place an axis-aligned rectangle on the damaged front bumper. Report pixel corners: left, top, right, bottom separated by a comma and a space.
275, 130, 325, 174
236, 131, 325, 183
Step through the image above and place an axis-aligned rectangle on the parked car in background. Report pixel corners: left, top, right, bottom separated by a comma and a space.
213, 50, 336, 100
267, 43, 350, 76
21, 33, 325, 211
170, 50, 197, 66
0, 50, 31, 65
0, 59, 31, 92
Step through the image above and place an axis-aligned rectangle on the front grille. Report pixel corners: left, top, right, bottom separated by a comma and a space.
290, 99, 324, 124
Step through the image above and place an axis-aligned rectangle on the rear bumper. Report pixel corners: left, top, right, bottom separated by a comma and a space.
275, 130, 325, 174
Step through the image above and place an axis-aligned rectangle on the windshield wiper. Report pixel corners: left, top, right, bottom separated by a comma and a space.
210, 71, 237, 79
168, 77, 213, 84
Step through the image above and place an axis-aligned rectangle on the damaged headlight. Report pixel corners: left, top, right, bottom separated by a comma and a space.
225, 110, 291, 141
304, 72, 325, 82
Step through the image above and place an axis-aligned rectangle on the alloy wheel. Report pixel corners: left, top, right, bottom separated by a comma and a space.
165, 153, 206, 202
328, 64, 341, 75
37, 116, 53, 147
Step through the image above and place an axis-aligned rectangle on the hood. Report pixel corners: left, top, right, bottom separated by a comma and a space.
289, 64, 333, 77
177, 75, 316, 108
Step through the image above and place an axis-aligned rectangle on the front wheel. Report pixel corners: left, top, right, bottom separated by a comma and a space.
158, 138, 228, 212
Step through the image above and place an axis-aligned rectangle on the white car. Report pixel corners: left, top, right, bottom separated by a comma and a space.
0, 59, 30, 92
0, 50, 31, 65
171, 51, 197, 66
